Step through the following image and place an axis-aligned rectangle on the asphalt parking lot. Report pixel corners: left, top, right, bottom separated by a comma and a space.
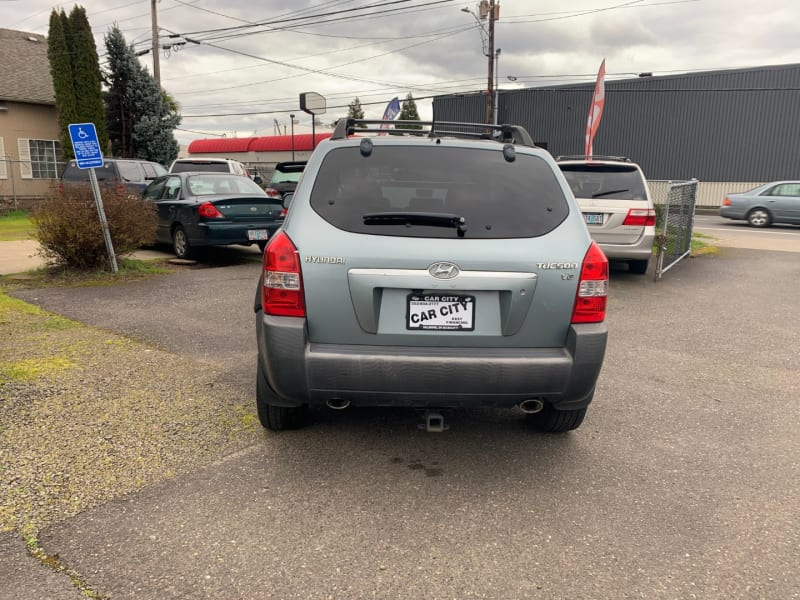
5, 241, 800, 599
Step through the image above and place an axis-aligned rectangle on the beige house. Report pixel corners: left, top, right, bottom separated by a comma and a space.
0, 28, 61, 207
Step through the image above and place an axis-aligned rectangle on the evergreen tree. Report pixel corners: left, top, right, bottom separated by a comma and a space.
131, 70, 180, 166
47, 9, 78, 159
103, 26, 180, 166
347, 97, 366, 127
399, 93, 422, 130
67, 6, 109, 152
104, 26, 137, 158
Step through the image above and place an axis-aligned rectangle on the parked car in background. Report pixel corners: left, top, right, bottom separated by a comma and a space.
557, 155, 656, 275
264, 161, 306, 200
60, 158, 166, 196
254, 119, 608, 433
720, 181, 800, 227
169, 157, 250, 178
143, 172, 285, 259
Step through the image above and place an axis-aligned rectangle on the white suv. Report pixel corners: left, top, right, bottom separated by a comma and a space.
169, 157, 250, 177
558, 156, 656, 275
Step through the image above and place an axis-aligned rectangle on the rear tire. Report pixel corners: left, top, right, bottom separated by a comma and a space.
746, 208, 771, 228
172, 226, 193, 259
628, 259, 649, 275
526, 403, 587, 433
256, 359, 307, 431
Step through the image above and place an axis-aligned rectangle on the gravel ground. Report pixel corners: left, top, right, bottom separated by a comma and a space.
0, 291, 261, 538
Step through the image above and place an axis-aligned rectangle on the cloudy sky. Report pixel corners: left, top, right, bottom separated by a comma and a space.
5, 0, 800, 146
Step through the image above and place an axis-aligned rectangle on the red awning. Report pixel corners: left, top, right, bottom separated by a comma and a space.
187, 133, 333, 155
187, 137, 258, 154
250, 133, 332, 152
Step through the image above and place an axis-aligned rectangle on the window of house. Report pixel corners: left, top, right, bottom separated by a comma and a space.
27, 139, 61, 179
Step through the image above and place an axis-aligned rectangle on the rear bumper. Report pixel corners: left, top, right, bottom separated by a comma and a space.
595, 229, 655, 261
194, 221, 283, 246
255, 312, 607, 410
719, 206, 745, 220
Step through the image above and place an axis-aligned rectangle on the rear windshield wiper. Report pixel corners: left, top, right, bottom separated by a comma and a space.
363, 212, 469, 237
591, 188, 629, 198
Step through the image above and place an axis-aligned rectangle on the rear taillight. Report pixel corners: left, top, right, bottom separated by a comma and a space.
198, 202, 224, 219
265, 188, 282, 199
571, 242, 608, 324
622, 208, 656, 227
279, 207, 288, 218
262, 231, 305, 317
723, 197, 731, 206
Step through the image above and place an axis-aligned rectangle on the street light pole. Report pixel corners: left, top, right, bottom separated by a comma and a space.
289, 114, 295, 160
462, 2, 499, 125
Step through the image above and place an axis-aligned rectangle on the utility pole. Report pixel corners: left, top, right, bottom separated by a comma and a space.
494, 48, 501, 125
151, 0, 160, 84
486, 0, 496, 124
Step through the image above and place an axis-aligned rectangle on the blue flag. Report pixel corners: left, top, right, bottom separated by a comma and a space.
379, 97, 402, 133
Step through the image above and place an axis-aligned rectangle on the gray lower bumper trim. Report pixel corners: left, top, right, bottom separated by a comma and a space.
256, 313, 606, 409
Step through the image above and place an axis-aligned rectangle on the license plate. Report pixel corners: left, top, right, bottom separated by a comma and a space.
247, 229, 269, 241
584, 213, 604, 225
407, 294, 475, 331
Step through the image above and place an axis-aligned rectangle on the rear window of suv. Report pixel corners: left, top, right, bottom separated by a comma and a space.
560, 164, 648, 200
171, 161, 231, 173
309, 146, 569, 239
62, 162, 117, 182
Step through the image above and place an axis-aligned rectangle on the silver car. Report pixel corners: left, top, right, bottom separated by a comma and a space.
254, 120, 609, 433
558, 156, 656, 274
720, 181, 800, 227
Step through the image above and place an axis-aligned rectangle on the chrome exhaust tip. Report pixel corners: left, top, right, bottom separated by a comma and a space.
326, 398, 350, 410
519, 399, 545, 414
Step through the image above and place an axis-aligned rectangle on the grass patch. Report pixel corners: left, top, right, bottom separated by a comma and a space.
0, 289, 43, 316
0, 357, 75, 383
691, 231, 719, 256
0, 210, 35, 241
0, 257, 174, 292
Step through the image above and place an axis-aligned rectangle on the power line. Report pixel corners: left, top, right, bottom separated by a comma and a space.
169, 24, 471, 96
180, 0, 429, 39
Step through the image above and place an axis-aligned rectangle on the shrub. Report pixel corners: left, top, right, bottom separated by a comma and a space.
654, 202, 665, 231
32, 187, 157, 271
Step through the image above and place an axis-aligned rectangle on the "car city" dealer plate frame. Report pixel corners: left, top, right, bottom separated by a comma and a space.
406, 294, 475, 331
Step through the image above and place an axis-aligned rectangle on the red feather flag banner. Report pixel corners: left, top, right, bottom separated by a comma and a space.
584, 58, 606, 157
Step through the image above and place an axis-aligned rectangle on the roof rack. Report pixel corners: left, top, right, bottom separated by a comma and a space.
331, 119, 536, 147
556, 155, 631, 162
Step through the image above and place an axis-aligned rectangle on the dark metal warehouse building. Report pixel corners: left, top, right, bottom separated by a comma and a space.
432, 63, 800, 184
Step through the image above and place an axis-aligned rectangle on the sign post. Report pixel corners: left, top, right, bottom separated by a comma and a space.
68, 123, 118, 273
300, 92, 326, 150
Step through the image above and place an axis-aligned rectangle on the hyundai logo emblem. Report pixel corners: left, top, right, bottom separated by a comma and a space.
428, 261, 460, 279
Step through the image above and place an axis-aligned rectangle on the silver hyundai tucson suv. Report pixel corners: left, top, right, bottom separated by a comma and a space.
558, 156, 656, 275
254, 119, 609, 433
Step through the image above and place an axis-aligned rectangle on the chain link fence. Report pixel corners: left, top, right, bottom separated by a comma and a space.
0, 157, 66, 212
654, 179, 698, 281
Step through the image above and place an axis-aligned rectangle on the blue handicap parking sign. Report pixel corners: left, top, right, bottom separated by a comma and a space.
68, 123, 104, 169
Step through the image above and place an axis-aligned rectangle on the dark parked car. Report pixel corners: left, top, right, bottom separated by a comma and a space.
720, 181, 800, 227
143, 172, 285, 259
265, 161, 306, 200
60, 158, 166, 195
